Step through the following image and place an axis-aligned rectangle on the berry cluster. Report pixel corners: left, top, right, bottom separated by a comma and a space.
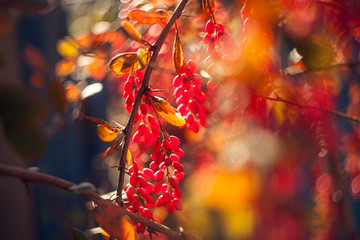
132, 104, 159, 147
173, 60, 208, 132
123, 70, 144, 113
203, 19, 226, 55
124, 135, 184, 232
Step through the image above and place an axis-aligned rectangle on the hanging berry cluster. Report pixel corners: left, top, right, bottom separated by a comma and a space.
83, 0, 219, 234
173, 60, 208, 133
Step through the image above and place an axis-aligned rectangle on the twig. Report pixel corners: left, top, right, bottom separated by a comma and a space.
116, 0, 189, 205
286, 61, 360, 77
0, 164, 186, 239
257, 95, 360, 123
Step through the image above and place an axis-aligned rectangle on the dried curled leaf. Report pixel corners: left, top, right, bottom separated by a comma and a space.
173, 31, 183, 74
100, 138, 123, 159
109, 52, 140, 75
149, 95, 186, 127
122, 21, 144, 44
94, 200, 136, 240
128, 9, 168, 25
202, 0, 216, 16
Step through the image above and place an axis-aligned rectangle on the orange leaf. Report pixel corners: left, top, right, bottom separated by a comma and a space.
202, 0, 216, 16
48, 79, 68, 115
173, 31, 183, 74
149, 96, 186, 127
155, 10, 170, 25
94, 200, 136, 240
109, 52, 140, 75
84, 116, 123, 142
128, 9, 168, 25
122, 21, 144, 44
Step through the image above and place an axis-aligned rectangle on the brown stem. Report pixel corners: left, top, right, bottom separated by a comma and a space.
116, 0, 189, 205
0, 164, 187, 239
257, 95, 360, 123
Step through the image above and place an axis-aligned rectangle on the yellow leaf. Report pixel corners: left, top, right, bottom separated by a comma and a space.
109, 52, 140, 75
57, 38, 78, 58
84, 116, 123, 142
97, 124, 120, 142
137, 49, 149, 68
149, 96, 186, 127
126, 148, 133, 165
94, 200, 136, 240
122, 21, 144, 44
173, 31, 183, 74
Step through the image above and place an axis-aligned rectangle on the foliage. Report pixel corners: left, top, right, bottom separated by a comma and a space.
1, 0, 360, 239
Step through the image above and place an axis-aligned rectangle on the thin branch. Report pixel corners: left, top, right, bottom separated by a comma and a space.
0, 164, 186, 239
116, 0, 189, 205
257, 95, 360, 123
285, 61, 360, 77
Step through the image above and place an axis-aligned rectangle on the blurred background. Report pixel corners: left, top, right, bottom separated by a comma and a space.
1, 0, 360, 240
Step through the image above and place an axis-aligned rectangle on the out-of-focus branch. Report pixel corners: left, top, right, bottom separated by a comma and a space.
116, 0, 189, 205
258, 95, 360, 123
286, 61, 360, 77
0, 164, 187, 239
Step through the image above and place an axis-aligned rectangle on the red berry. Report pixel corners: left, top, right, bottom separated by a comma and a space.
169, 176, 178, 188
170, 153, 180, 162
130, 174, 138, 186
173, 162, 184, 171
137, 175, 147, 187
203, 33, 211, 45
163, 191, 171, 204
125, 185, 134, 197
164, 156, 171, 166
154, 170, 165, 181
174, 86, 184, 98
216, 23, 225, 32
137, 187, 147, 196
153, 140, 161, 151
174, 187, 183, 198
149, 161, 158, 170
173, 198, 183, 210
174, 170, 185, 180
156, 195, 164, 207
205, 20, 215, 34
154, 182, 162, 193
137, 223, 145, 233
145, 194, 155, 204
169, 135, 180, 146
167, 200, 175, 213
172, 75, 183, 87
143, 208, 153, 219
143, 168, 154, 178
140, 103, 148, 114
